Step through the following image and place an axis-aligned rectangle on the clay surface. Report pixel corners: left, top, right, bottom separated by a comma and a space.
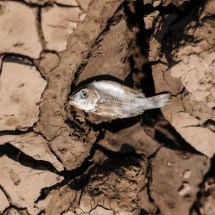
0, 1, 42, 58
0, 61, 47, 131
0, 0, 214, 214
42, 6, 82, 51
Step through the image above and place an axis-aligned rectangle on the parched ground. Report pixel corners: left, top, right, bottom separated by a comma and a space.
0, 0, 214, 214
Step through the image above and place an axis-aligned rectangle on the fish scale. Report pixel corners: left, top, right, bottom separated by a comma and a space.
99, 91, 140, 117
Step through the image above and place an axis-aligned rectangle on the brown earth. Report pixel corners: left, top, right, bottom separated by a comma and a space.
0, 0, 214, 214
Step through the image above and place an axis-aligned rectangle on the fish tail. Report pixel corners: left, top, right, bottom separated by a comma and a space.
144, 94, 171, 110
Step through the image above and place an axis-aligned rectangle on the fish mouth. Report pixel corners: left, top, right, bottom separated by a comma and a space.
68, 97, 79, 108
68, 97, 74, 106
68, 100, 73, 106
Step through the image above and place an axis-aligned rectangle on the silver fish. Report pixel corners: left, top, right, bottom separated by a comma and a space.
68, 80, 170, 119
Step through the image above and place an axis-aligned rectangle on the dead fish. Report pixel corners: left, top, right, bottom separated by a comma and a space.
68, 80, 170, 119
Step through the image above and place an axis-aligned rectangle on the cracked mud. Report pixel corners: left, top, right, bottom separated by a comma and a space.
0, 0, 214, 214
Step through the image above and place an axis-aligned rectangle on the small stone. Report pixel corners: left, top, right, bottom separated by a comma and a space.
80, 13, 87, 21
178, 182, 191, 196
183, 170, 192, 179
167, 161, 174, 167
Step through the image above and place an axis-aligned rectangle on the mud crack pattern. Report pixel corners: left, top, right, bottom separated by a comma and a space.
0, 0, 214, 214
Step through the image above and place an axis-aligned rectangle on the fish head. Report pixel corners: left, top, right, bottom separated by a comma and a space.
68, 86, 99, 112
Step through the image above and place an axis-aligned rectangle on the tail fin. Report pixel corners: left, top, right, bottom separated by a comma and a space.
144, 94, 171, 110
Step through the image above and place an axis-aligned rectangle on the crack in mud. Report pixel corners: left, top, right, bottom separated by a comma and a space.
0, 0, 214, 214
0, 143, 59, 173
145, 147, 162, 214
0, 185, 12, 205
34, 138, 101, 203
37, 6, 47, 50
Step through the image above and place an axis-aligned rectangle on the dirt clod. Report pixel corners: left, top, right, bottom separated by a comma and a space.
0, 1, 42, 58
0, 61, 46, 131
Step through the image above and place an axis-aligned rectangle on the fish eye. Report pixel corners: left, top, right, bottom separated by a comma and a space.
80, 90, 88, 99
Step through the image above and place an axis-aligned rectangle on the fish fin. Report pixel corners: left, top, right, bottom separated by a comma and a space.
144, 94, 171, 110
